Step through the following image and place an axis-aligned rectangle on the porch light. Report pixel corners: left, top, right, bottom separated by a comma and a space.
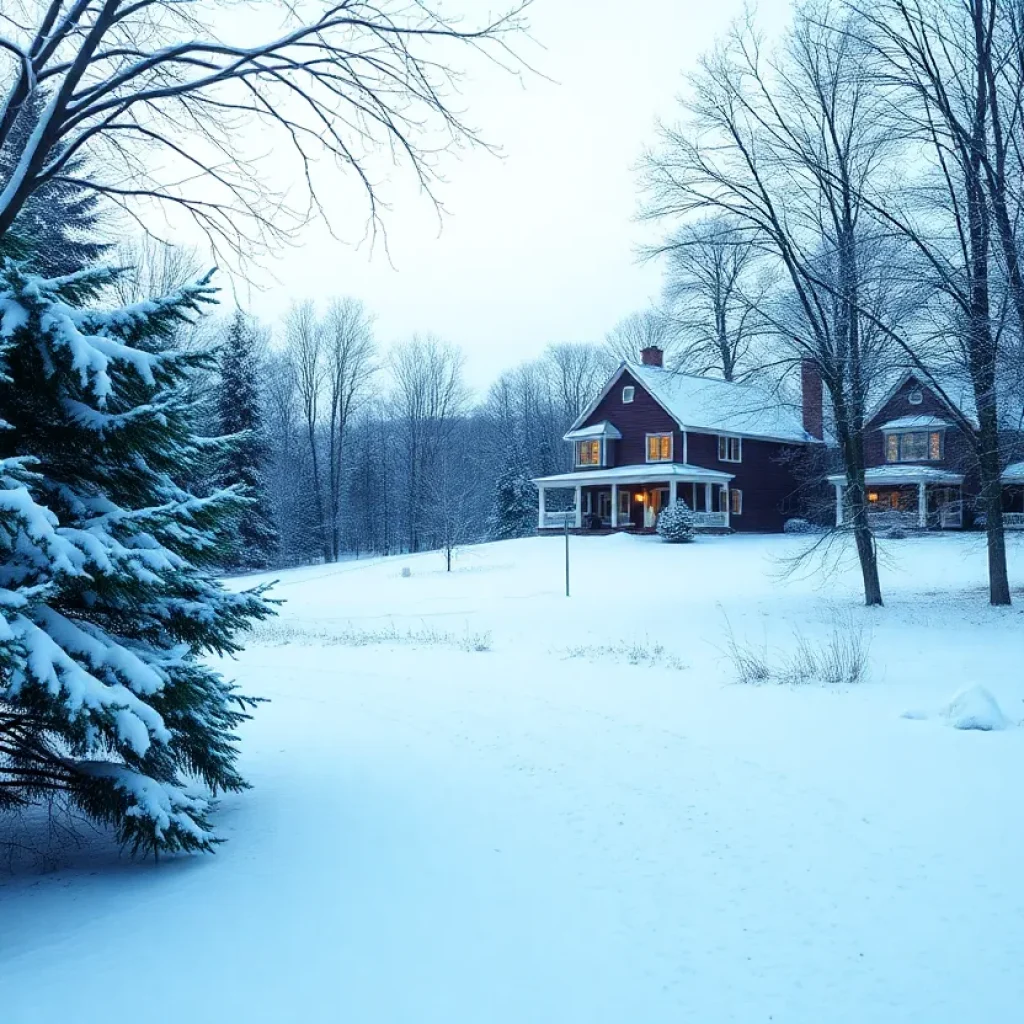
868, 492, 878, 502
636, 493, 644, 502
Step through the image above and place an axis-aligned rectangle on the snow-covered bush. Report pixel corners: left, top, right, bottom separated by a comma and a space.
886, 526, 908, 540
941, 686, 1007, 731
783, 517, 816, 535
656, 502, 695, 543
401, 566, 412, 578
0, 261, 273, 856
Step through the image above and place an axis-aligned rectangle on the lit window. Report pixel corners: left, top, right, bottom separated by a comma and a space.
646, 433, 673, 462
885, 431, 942, 463
908, 389, 923, 405
622, 386, 635, 404
730, 489, 743, 515
576, 440, 601, 466
718, 436, 742, 462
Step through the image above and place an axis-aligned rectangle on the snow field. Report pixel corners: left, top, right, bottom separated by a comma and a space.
1, 532, 1022, 1023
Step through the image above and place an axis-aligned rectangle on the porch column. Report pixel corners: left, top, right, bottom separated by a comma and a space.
669, 480, 678, 507
705, 482, 713, 515
611, 483, 618, 528
723, 486, 731, 529
917, 481, 927, 528
574, 484, 582, 529
538, 485, 546, 530
834, 482, 844, 526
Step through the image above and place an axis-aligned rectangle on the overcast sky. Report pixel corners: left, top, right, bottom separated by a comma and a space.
240, 0, 790, 393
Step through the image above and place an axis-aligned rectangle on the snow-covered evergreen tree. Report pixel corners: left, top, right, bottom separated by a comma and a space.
216, 310, 278, 569
0, 93, 108, 275
656, 502, 696, 543
0, 261, 273, 855
488, 464, 537, 540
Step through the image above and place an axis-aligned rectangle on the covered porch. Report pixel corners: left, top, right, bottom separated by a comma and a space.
533, 464, 735, 532
1000, 462, 1024, 529
828, 467, 965, 531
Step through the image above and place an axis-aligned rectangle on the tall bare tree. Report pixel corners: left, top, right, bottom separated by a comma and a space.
844, 0, 1017, 604
642, 3, 896, 605
284, 299, 328, 560
605, 309, 674, 363
657, 215, 770, 381
0, 1, 529, 266
389, 336, 468, 552
322, 298, 376, 561
543, 342, 614, 422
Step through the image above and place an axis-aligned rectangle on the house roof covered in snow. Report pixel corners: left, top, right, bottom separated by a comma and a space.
563, 421, 622, 441
569, 362, 817, 445
1002, 461, 1024, 483
533, 463, 735, 487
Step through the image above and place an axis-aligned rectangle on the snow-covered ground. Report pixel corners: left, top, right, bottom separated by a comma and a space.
2, 533, 1023, 1022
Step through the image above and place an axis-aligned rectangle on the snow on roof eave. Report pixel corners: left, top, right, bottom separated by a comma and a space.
878, 415, 953, 431
563, 421, 623, 441
826, 466, 965, 485
1002, 461, 1024, 483
533, 463, 736, 487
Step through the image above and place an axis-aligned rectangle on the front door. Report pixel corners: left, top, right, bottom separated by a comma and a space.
644, 487, 670, 528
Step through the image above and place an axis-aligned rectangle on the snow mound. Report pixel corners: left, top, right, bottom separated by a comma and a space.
940, 686, 1007, 732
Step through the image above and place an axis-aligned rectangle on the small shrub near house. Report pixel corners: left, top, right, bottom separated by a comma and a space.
783, 517, 817, 535
656, 502, 695, 543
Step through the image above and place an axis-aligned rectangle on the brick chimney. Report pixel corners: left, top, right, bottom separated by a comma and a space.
640, 345, 664, 368
801, 357, 824, 439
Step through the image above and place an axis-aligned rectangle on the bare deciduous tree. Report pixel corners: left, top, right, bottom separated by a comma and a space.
642, 3, 896, 606
322, 298, 376, 561
656, 215, 770, 381
605, 309, 674, 363
843, 0, 1017, 605
389, 335, 469, 552
0, 0, 530, 267
284, 299, 328, 559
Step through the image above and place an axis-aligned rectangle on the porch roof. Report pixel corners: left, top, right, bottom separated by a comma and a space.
533, 463, 735, 487
563, 420, 622, 441
827, 466, 964, 486
1003, 461, 1024, 484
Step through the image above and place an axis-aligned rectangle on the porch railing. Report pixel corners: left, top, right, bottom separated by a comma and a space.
1005, 512, 1024, 530
691, 511, 728, 528
540, 510, 576, 529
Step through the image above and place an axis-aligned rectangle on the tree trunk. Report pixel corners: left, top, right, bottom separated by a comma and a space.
978, 415, 1012, 605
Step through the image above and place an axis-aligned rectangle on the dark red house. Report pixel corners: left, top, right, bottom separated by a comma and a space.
533, 346, 823, 533
826, 371, 1024, 531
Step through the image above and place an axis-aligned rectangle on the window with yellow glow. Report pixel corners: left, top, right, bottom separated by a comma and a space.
884, 431, 943, 463
576, 440, 601, 466
646, 433, 672, 462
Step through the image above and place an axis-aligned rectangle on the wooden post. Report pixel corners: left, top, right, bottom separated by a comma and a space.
574, 484, 583, 529
611, 483, 618, 528
834, 482, 844, 526
538, 485, 546, 530
564, 515, 570, 597
917, 481, 927, 528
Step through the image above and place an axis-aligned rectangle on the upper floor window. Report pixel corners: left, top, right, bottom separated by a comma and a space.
646, 432, 673, 462
622, 386, 635, 404
885, 431, 942, 463
576, 439, 602, 466
718, 435, 742, 463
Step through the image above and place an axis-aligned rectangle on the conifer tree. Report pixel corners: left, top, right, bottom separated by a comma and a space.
216, 310, 278, 569
488, 464, 538, 540
0, 261, 273, 855
0, 93, 108, 274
